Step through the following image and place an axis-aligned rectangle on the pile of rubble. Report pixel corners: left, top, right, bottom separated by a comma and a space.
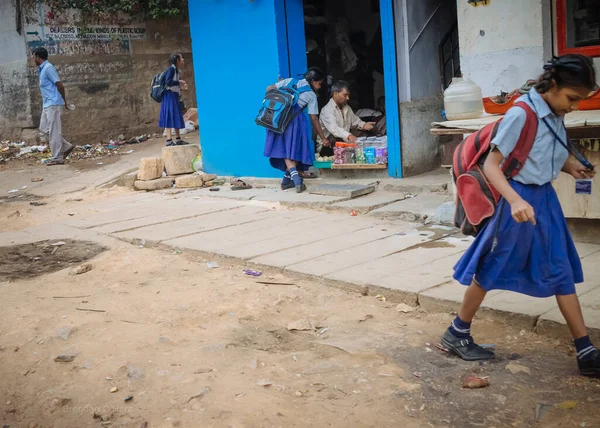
0, 134, 156, 165
134, 145, 219, 191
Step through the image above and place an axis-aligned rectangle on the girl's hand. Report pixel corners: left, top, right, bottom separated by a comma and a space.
510, 198, 536, 225
563, 156, 596, 179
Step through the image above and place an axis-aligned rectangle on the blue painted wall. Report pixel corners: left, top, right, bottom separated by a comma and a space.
188, 0, 289, 178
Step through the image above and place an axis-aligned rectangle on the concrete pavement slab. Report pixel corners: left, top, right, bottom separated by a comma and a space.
327, 192, 406, 214
67, 197, 238, 229
113, 205, 272, 243
251, 190, 348, 208
91, 202, 244, 234
308, 183, 375, 198
537, 286, 600, 338
188, 186, 277, 201
250, 221, 418, 268
418, 281, 503, 313
163, 210, 319, 252
325, 236, 469, 287
369, 193, 449, 222
216, 215, 376, 260
576, 242, 600, 259
287, 228, 446, 278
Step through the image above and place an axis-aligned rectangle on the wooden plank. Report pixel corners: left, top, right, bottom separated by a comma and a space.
331, 163, 387, 170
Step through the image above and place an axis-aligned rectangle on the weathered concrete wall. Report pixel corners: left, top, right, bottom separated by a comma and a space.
1, 3, 196, 144
457, 0, 552, 97
0, 0, 34, 139
400, 96, 443, 177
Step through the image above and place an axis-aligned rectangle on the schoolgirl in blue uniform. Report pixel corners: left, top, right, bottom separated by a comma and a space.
159, 53, 188, 146
442, 54, 600, 377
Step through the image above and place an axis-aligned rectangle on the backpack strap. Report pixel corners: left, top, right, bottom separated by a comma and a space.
501, 101, 538, 178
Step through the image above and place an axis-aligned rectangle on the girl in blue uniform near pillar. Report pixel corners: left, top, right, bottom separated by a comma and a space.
264, 68, 330, 193
159, 53, 188, 147
442, 54, 600, 377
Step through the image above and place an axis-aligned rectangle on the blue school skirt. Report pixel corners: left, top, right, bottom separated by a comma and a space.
453, 181, 583, 297
158, 91, 185, 130
264, 105, 315, 173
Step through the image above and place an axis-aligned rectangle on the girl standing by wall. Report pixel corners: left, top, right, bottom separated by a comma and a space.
442, 54, 600, 377
159, 53, 188, 147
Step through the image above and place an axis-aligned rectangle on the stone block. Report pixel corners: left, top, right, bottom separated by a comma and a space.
202, 173, 217, 182
134, 178, 174, 191
204, 181, 214, 187
162, 145, 200, 176
175, 174, 203, 189
121, 171, 138, 188
137, 157, 164, 181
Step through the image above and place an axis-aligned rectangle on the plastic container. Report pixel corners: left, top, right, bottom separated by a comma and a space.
334, 142, 356, 164
365, 147, 376, 164
443, 77, 484, 121
355, 141, 366, 164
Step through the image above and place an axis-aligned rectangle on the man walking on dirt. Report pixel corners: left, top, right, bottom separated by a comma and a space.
33, 47, 73, 166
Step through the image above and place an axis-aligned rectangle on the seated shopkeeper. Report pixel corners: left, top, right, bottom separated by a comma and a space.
317, 80, 375, 155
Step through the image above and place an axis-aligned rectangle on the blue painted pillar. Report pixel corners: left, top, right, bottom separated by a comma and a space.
188, 0, 294, 177
380, 0, 402, 178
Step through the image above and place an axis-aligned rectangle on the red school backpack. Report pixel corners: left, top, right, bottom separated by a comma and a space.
452, 102, 538, 236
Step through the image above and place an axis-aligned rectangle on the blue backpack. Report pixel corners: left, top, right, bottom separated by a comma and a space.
255, 78, 312, 133
150, 70, 167, 103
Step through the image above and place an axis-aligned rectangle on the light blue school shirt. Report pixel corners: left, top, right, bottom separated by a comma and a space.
275, 78, 319, 115
492, 88, 569, 186
38, 61, 64, 108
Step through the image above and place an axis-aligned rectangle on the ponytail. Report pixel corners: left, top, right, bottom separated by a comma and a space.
169, 53, 182, 67
535, 54, 597, 94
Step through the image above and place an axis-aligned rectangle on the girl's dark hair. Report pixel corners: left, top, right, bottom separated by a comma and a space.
169, 53, 182, 66
304, 67, 325, 83
536, 54, 598, 93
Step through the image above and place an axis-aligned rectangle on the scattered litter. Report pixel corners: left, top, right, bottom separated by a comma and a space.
124, 395, 133, 402
256, 281, 296, 286
97, 162, 104, 165
105, 377, 113, 381
209, 187, 220, 192
248, 359, 258, 370
30, 201, 47, 206
207, 262, 220, 269
75, 308, 106, 313
375, 294, 386, 303
53, 295, 91, 299
110, 387, 118, 393
51, 241, 66, 246
287, 319, 314, 332
243, 269, 262, 277
396, 303, 416, 313
317, 327, 329, 336
70, 264, 92, 276
535, 403, 553, 422
358, 314, 374, 323
194, 368, 213, 374
435, 344, 448, 353
236, 392, 246, 398
405, 193, 416, 199
125, 150, 134, 154
505, 362, 531, 375
425, 347, 433, 352
256, 379, 273, 387
463, 376, 490, 389
31, 177, 44, 182
54, 354, 76, 363
7, 189, 19, 194
413, 372, 422, 379
556, 400, 578, 410
350, 210, 357, 216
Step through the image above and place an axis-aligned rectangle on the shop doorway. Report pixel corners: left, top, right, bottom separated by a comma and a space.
298, 0, 401, 176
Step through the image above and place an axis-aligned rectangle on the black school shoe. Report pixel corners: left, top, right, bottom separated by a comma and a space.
441, 328, 496, 361
578, 349, 600, 377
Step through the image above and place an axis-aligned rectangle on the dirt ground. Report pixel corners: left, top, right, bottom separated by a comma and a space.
1, 189, 600, 428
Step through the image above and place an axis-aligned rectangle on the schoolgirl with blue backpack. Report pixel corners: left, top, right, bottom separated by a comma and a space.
259, 68, 330, 193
